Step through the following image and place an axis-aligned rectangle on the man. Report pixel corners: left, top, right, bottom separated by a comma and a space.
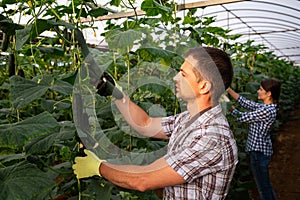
73, 46, 238, 199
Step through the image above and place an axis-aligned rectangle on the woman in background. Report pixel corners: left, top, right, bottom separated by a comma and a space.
227, 78, 281, 200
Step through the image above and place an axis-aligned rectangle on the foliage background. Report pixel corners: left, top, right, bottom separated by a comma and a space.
1, 0, 300, 199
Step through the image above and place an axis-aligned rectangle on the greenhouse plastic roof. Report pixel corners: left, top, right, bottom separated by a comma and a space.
2, 0, 300, 66
96, 0, 300, 66
197, 0, 300, 66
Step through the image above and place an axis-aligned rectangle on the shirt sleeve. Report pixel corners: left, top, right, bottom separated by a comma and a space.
164, 131, 225, 183
235, 107, 272, 123
161, 112, 188, 138
231, 108, 242, 116
161, 115, 176, 138
237, 96, 262, 111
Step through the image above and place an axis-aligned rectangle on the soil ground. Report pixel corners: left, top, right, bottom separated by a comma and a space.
250, 103, 300, 200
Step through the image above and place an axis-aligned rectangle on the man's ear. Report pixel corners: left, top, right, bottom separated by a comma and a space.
198, 80, 211, 94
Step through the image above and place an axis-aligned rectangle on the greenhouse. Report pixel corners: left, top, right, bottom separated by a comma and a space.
0, 0, 300, 199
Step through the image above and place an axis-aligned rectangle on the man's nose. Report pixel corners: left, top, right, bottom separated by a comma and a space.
173, 73, 180, 81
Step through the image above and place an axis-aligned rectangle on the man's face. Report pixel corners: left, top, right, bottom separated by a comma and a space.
173, 60, 200, 101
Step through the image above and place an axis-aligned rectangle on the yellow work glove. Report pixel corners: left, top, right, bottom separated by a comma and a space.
72, 149, 106, 179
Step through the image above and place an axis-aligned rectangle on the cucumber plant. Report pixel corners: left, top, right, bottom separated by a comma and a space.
0, 0, 299, 199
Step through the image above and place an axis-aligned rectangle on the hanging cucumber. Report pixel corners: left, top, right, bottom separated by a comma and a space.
73, 93, 99, 149
74, 28, 123, 99
1, 32, 9, 51
0, 14, 24, 51
18, 69, 25, 78
8, 53, 15, 77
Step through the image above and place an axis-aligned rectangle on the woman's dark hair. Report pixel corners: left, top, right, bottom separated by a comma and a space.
261, 78, 281, 103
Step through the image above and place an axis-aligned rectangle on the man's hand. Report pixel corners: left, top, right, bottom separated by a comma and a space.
96, 72, 123, 99
72, 149, 106, 179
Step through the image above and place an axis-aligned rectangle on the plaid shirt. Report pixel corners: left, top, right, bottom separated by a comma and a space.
161, 105, 238, 200
232, 96, 277, 156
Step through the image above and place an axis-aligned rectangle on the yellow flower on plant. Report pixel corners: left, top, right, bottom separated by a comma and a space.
27, 1, 32, 8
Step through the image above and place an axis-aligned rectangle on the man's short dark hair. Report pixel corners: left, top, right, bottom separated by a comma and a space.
185, 47, 234, 103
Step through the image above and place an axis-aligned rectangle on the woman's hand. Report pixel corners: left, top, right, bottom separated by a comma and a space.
230, 106, 236, 112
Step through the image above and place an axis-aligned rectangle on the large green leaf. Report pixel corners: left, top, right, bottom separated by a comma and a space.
110, 0, 121, 6
41, 99, 71, 113
0, 153, 26, 164
83, 179, 113, 200
29, 19, 50, 43
16, 19, 75, 50
136, 47, 178, 64
16, 19, 49, 51
0, 0, 18, 6
50, 79, 73, 95
10, 75, 50, 109
0, 161, 56, 200
47, 20, 75, 29
141, 0, 172, 16
15, 25, 31, 51
37, 46, 65, 57
89, 7, 109, 18
0, 112, 59, 149
10, 75, 72, 109
25, 121, 75, 154
106, 29, 143, 54
0, 15, 24, 35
